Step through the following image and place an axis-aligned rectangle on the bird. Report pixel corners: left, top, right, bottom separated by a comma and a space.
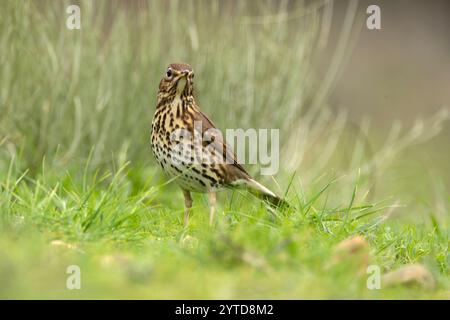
150, 63, 288, 226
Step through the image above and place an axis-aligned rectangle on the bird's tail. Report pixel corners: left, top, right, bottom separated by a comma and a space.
244, 178, 291, 209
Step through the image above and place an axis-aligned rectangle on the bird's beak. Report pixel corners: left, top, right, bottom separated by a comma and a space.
176, 72, 188, 94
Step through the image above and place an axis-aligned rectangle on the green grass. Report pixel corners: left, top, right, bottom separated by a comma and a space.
0, 158, 448, 299
0, 1, 449, 299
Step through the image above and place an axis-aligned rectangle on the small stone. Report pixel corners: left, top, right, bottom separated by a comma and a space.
383, 264, 435, 290
329, 235, 370, 273
332, 235, 369, 260
334, 235, 368, 253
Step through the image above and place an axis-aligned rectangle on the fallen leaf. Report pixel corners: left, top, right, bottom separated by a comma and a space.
383, 264, 435, 290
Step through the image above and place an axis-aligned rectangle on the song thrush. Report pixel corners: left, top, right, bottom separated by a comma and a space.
150, 63, 288, 225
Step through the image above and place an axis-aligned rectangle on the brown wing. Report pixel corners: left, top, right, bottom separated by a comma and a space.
190, 105, 251, 182
192, 107, 289, 207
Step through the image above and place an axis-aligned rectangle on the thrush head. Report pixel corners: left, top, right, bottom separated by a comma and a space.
158, 63, 195, 99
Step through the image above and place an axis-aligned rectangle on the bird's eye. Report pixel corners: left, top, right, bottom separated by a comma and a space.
166, 69, 173, 78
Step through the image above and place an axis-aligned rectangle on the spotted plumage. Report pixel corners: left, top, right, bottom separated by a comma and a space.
150, 63, 287, 225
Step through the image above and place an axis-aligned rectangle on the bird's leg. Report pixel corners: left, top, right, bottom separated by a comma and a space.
208, 192, 216, 226
183, 190, 193, 226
